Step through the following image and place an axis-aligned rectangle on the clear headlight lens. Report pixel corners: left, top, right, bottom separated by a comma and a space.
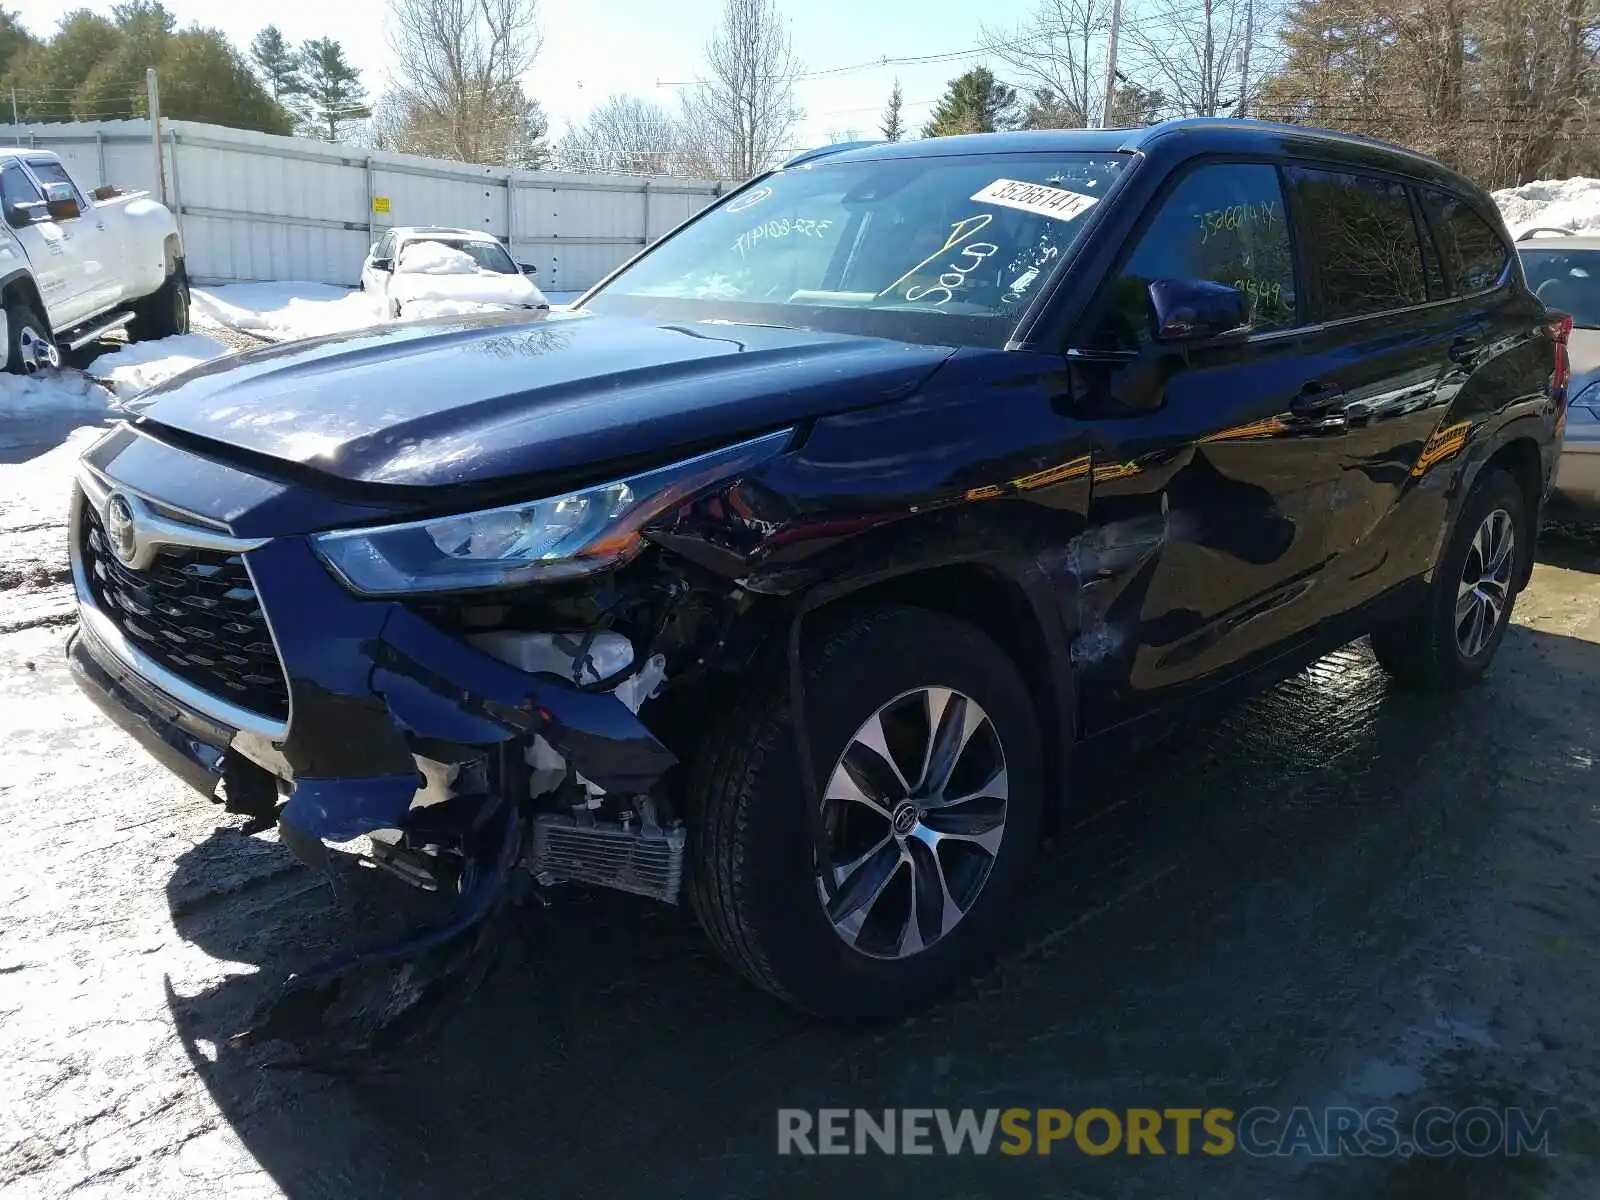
313, 429, 791, 595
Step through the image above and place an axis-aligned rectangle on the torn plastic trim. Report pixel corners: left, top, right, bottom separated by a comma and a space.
371, 604, 677, 795
239, 793, 522, 1054
280, 774, 422, 844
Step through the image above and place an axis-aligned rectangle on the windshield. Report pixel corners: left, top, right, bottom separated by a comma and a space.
1520, 248, 1600, 327
403, 238, 518, 274
584, 151, 1128, 347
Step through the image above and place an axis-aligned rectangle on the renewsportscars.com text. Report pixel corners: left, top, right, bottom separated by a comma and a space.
777, 1106, 1558, 1158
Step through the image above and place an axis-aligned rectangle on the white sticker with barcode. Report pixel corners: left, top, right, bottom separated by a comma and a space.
971, 178, 1099, 222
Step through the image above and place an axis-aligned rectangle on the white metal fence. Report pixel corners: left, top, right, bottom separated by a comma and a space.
0, 119, 732, 292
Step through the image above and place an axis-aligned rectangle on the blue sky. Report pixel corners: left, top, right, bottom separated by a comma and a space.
4, 0, 1038, 147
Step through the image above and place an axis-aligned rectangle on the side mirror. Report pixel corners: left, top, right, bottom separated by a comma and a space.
42, 182, 79, 222
371, 257, 393, 272
1149, 278, 1251, 342
5, 200, 43, 228
518, 262, 537, 275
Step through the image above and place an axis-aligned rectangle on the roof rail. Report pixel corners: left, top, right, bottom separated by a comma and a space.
1517, 226, 1577, 241
780, 141, 883, 169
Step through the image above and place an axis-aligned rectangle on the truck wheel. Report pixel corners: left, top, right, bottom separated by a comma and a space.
1370, 468, 1526, 689
4, 304, 60, 374
128, 267, 189, 341
688, 606, 1043, 1017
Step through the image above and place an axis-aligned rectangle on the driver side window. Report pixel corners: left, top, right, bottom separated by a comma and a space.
1095, 162, 1297, 350
1, 160, 41, 210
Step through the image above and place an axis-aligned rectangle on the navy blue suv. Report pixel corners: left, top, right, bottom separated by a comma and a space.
68, 120, 1565, 1026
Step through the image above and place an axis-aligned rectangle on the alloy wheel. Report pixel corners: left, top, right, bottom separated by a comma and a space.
815, 686, 1009, 960
1456, 507, 1516, 659
17, 324, 59, 373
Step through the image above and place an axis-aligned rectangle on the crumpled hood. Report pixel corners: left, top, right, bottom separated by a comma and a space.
127, 309, 956, 489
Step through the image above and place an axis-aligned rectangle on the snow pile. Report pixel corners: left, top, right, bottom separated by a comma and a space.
1493, 177, 1600, 238
0, 330, 228, 426
85, 333, 230, 398
390, 269, 545, 312
192, 282, 384, 342
195, 279, 566, 343
397, 241, 481, 275
0, 369, 110, 419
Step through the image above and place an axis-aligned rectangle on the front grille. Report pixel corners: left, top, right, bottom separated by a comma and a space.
80, 502, 290, 722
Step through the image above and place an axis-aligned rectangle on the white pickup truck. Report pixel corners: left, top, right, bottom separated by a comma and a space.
0, 148, 187, 374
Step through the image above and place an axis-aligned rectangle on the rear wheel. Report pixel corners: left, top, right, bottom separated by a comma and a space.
689, 606, 1043, 1017
1370, 468, 1526, 688
127, 264, 189, 341
4, 303, 59, 374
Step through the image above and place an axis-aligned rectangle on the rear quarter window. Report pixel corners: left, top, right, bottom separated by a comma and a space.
1286, 167, 1426, 320
1421, 190, 1509, 295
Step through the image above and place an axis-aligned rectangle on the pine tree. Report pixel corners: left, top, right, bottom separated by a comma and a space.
922, 67, 1018, 138
159, 29, 294, 135
250, 26, 303, 104
880, 78, 904, 141
299, 37, 367, 142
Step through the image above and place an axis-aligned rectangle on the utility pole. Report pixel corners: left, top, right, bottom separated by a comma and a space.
1237, 0, 1254, 118
146, 67, 167, 205
9, 88, 17, 126
1100, 0, 1124, 128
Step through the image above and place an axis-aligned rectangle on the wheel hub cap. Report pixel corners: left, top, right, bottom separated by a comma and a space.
18, 326, 58, 374
1455, 507, 1516, 659
815, 686, 1009, 960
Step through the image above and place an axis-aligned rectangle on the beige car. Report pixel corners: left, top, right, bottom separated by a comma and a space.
1518, 228, 1600, 507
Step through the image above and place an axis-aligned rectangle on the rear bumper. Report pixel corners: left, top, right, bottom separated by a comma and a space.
1554, 438, 1600, 507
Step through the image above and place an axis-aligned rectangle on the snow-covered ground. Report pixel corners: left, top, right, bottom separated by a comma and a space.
194, 282, 582, 343
1493, 176, 1600, 238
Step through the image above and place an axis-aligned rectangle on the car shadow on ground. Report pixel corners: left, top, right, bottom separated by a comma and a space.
161, 614, 1600, 1200
1538, 517, 1600, 573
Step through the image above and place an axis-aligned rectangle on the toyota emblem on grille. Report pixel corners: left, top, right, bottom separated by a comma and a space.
104, 494, 138, 566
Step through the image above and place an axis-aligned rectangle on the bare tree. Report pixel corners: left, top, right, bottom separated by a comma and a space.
554, 93, 686, 174
679, 0, 803, 179
1124, 0, 1278, 118
982, 0, 1112, 127
385, 0, 547, 166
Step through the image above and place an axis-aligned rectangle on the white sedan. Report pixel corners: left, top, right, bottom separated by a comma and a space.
360, 227, 549, 318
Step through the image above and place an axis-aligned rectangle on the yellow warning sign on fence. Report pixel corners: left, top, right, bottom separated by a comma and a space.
372, 196, 391, 214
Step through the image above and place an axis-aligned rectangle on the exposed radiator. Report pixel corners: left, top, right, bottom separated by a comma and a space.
529, 813, 687, 904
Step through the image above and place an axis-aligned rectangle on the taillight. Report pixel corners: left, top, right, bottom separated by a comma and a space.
1549, 311, 1573, 395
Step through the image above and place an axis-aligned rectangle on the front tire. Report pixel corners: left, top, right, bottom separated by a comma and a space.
127, 265, 189, 341
1371, 467, 1526, 689
4, 303, 59, 374
689, 606, 1043, 1017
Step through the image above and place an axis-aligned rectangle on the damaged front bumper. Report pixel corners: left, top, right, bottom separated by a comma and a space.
66, 454, 685, 1051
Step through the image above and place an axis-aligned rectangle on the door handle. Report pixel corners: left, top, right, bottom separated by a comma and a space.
1449, 333, 1483, 364
1290, 381, 1346, 413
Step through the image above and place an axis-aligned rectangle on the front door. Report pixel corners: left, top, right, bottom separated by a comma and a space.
25, 156, 116, 318
1067, 159, 1349, 733
0, 158, 82, 327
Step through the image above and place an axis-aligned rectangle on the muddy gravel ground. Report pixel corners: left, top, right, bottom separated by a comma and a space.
2, 406, 1599, 1196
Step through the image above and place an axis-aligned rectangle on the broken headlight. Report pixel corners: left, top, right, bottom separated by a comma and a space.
312, 428, 792, 595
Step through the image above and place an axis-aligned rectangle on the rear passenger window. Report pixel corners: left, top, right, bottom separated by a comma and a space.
1094, 162, 1296, 349
1422, 190, 1508, 294
1286, 168, 1425, 319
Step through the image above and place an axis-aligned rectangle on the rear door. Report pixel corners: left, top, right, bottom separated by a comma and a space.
1281, 166, 1485, 605
1069, 159, 1352, 732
